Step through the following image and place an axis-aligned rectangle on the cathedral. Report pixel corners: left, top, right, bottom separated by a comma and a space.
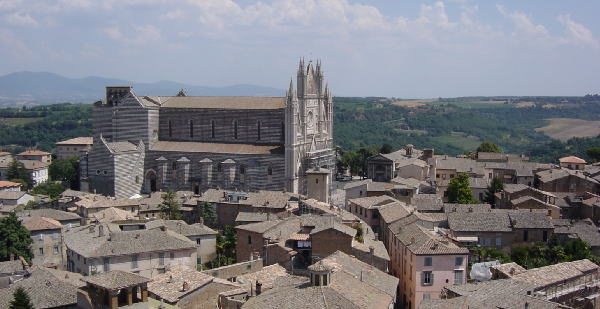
81, 59, 335, 199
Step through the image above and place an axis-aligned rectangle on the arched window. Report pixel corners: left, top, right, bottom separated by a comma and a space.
168, 120, 173, 138
211, 120, 216, 138
257, 121, 261, 140
240, 165, 246, 175
172, 161, 177, 170
267, 166, 273, 176
233, 120, 238, 139
189, 120, 194, 138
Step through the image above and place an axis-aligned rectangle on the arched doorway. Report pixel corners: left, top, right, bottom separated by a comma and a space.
145, 170, 157, 193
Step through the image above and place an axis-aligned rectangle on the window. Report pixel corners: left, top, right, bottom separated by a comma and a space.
436, 174, 440, 178
103, 170, 108, 175
159, 253, 165, 266
233, 120, 238, 139
53, 246, 59, 254
523, 230, 529, 242
316, 178, 319, 184
189, 120, 194, 138
196, 238, 202, 245
359, 190, 363, 196
257, 121, 262, 140
96, 169, 101, 175
454, 270, 464, 285
495, 237, 502, 247
543, 230, 548, 242
267, 166, 273, 176
39, 248, 44, 255
170, 252, 175, 260
455, 257, 463, 266
38, 234, 44, 241
248, 235, 252, 244
168, 120, 173, 138
135, 176, 140, 184
103, 257, 110, 271
172, 161, 177, 170
424, 257, 432, 267
450, 174, 454, 178
423, 294, 431, 301
211, 120, 216, 138
422, 271, 433, 286
240, 165, 246, 175
132, 255, 138, 268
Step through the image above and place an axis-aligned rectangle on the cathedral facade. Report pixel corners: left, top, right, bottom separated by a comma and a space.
82, 59, 335, 198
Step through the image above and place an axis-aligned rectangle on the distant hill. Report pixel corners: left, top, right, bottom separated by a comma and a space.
0, 71, 284, 107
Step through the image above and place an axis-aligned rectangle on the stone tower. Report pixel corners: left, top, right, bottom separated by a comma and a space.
285, 59, 335, 195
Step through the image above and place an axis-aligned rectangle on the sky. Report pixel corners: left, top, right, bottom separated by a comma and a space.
1, 0, 599, 98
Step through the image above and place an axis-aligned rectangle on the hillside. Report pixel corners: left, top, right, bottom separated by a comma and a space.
0, 71, 284, 107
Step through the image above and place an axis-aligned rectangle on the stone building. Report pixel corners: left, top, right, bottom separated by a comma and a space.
22, 216, 65, 269
56, 136, 93, 160
83, 59, 335, 198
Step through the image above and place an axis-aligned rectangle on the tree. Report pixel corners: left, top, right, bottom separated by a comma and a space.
587, 147, 600, 163
476, 141, 501, 153
49, 157, 79, 189
484, 177, 503, 207
352, 224, 364, 243
0, 213, 33, 263
380, 143, 393, 154
30, 182, 65, 200
9, 287, 34, 309
197, 202, 216, 227
158, 190, 182, 220
6, 161, 32, 189
446, 173, 477, 204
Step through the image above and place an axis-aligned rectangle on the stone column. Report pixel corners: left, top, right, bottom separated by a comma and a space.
200, 158, 213, 187
109, 290, 119, 309
141, 285, 148, 302
127, 287, 133, 306
156, 156, 168, 186
221, 159, 236, 189
178, 157, 191, 185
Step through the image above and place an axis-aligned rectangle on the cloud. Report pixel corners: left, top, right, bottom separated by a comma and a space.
496, 4, 547, 37
558, 14, 599, 48
417, 1, 455, 29
0, 27, 31, 56
159, 9, 185, 21
3, 11, 37, 26
103, 25, 161, 45
0, 0, 22, 11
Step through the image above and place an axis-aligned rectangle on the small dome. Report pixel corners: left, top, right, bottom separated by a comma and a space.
308, 261, 333, 273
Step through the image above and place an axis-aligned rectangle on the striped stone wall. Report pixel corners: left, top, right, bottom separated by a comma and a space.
159, 108, 285, 145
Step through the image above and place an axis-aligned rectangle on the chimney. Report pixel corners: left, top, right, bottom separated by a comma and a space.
255, 281, 263, 295
98, 225, 104, 237
182, 281, 189, 292
360, 270, 364, 282
89, 225, 95, 234
369, 246, 375, 266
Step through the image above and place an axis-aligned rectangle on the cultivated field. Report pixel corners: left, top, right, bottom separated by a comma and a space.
391, 99, 436, 107
536, 118, 600, 141
0, 117, 42, 126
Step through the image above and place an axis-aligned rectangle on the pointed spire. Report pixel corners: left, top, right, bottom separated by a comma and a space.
288, 78, 294, 97
298, 57, 305, 76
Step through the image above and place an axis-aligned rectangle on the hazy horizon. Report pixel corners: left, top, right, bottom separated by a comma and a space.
1, 0, 599, 97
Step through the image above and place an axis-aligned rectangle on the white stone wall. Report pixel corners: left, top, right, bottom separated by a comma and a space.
68, 248, 197, 278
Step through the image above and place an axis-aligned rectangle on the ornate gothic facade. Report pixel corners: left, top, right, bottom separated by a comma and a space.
82, 59, 335, 198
